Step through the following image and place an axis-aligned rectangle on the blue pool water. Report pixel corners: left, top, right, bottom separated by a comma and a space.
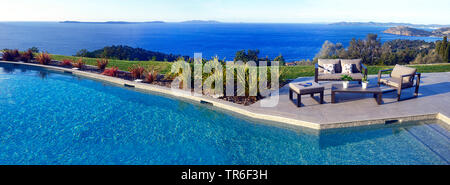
0, 22, 441, 61
0, 63, 449, 165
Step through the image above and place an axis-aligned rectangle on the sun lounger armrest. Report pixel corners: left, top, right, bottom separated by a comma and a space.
415, 72, 421, 87
400, 73, 415, 78
379, 68, 393, 73
315, 63, 319, 82
400, 73, 417, 85
377, 68, 393, 83
361, 63, 368, 78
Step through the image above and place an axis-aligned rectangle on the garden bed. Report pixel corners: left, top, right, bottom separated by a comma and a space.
12, 59, 273, 106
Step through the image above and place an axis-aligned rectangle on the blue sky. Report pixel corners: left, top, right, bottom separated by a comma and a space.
1, 0, 449, 24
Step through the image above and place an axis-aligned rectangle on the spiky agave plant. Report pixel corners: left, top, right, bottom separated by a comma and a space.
235, 62, 248, 97
20, 49, 34, 62
72, 58, 85, 69
168, 59, 192, 89
145, 66, 160, 83
2, 49, 21, 61
129, 64, 145, 79
60, 59, 73, 67
102, 66, 119, 77
96, 58, 109, 70
201, 57, 224, 96
36, 52, 51, 65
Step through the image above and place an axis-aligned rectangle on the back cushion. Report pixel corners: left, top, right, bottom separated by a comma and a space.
391, 64, 417, 82
340, 59, 362, 73
342, 63, 353, 74
318, 59, 341, 73
323, 64, 335, 74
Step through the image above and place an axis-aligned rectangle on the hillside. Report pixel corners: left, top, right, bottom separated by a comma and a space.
383, 26, 450, 37
432, 27, 450, 36
330, 21, 450, 28
60, 21, 165, 24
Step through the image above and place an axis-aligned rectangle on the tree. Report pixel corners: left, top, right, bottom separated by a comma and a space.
234, 50, 248, 62
315, 34, 434, 65
75, 49, 92, 57
28, 47, 39, 53
246, 49, 260, 62
436, 37, 449, 62
274, 54, 285, 66
234, 49, 260, 62
411, 50, 443, 64
436, 41, 442, 55
74, 45, 186, 62
445, 43, 450, 62
440, 36, 448, 57
314, 40, 341, 59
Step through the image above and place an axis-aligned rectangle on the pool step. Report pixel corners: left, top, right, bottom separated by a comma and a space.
426, 124, 450, 140
404, 124, 450, 164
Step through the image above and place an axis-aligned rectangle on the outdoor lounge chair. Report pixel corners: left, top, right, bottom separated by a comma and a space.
377, 64, 421, 101
315, 59, 367, 83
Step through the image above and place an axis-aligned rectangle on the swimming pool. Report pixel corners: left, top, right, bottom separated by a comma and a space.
0, 63, 449, 165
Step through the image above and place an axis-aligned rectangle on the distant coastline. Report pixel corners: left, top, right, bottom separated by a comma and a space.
58, 21, 450, 27
383, 26, 450, 37
60, 21, 165, 24
329, 21, 450, 29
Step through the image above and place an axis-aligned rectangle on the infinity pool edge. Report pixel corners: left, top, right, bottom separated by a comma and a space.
1, 60, 449, 130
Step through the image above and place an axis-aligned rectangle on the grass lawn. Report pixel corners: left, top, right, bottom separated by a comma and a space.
50, 54, 173, 74
281, 64, 450, 80
50, 54, 450, 82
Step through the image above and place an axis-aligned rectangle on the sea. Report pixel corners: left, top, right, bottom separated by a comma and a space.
0, 22, 441, 62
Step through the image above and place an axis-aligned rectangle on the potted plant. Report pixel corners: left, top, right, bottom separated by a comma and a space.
362, 75, 369, 89
340, 74, 353, 88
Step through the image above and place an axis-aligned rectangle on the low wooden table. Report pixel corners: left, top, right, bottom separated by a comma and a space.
289, 82, 324, 107
331, 84, 383, 105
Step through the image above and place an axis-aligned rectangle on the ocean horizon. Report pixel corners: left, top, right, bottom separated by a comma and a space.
0, 22, 441, 61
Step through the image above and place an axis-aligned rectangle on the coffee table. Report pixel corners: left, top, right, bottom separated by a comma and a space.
331, 84, 383, 105
289, 82, 324, 107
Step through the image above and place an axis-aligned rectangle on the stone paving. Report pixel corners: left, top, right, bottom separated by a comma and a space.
249, 72, 450, 128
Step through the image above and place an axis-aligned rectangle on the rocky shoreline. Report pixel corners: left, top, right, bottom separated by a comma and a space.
383, 26, 450, 37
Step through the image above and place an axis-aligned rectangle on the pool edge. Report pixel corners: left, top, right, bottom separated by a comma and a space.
1, 60, 449, 130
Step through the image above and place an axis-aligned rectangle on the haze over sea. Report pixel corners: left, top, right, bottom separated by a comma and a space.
0, 22, 441, 61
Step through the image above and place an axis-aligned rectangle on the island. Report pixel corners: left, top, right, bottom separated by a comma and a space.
330, 21, 450, 29
59, 21, 165, 24
383, 26, 450, 37
59, 20, 221, 24
180, 20, 221, 24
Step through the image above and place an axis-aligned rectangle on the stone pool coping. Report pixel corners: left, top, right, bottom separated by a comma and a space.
2, 61, 449, 130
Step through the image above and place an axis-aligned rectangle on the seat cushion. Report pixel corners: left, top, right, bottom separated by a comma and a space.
289, 82, 324, 94
318, 73, 363, 80
348, 73, 363, 80
341, 59, 362, 73
391, 64, 417, 83
380, 78, 414, 88
318, 73, 342, 80
318, 59, 341, 73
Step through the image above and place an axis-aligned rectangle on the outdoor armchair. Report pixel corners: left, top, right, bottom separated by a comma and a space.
377, 64, 421, 101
